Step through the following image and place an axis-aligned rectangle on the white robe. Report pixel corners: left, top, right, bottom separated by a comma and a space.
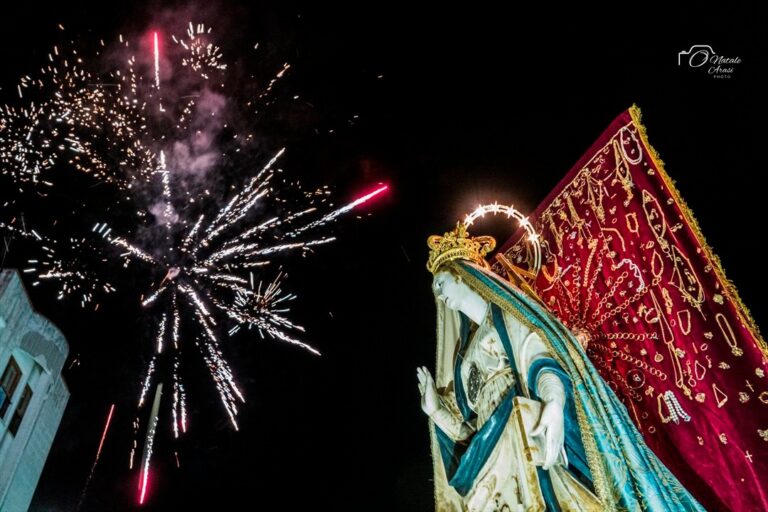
431, 305, 601, 512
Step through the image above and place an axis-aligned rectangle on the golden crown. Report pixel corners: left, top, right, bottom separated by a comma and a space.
426, 223, 496, 274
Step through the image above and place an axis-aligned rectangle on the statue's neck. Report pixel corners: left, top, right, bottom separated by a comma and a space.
462, 294, 490, 325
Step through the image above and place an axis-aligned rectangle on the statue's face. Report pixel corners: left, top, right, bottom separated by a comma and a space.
432, 271, 475, 312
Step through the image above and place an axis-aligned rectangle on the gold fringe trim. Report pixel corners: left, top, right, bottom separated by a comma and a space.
629, 104, 768, 359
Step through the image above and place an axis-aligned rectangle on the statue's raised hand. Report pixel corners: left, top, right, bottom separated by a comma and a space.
417, 366, 440, 416
530, 399, 565, 470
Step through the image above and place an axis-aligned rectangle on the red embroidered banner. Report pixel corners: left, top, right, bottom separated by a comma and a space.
497, 106, 768, 511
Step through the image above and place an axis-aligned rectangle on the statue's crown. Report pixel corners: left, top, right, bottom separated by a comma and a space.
426, 223, 496, 273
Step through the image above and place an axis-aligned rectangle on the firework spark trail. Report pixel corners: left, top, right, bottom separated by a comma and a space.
156, 314, 167, 353
196, 148, 284, 250
153, 32, 161, 90
138, 358, 156, 408
112, 238, 158, 264
194, 314, 243, 430
158, 151, 173, 233
179, 386, 187, 433
97, 405, 116, 459
141, 286, 168, 307
220, 207, 316, 249
258, 62, 291, 100
172, 292, 180, 349
182, 214, 204, 250
129, 417, 139, 470
76, 403, 116, 511
178, 283, 213, 319
139, 384, 162, 505
153, 32, 166, 114
286, 184, 389, 238
171, 357, 187, 438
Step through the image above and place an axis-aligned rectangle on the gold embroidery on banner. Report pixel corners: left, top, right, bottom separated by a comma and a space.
590, 271, 628, 322
685, 360, 697, 388
641, 188, 706, 315
540, 257, 560, 286
661, 288, 674, 315
584, 253, 604, 319
490, 107, 768, 492
548, 217, 565, 256
586, 172, 607, 223
618, 124, 644, 165
611, 139, 634, 206
629, 105, 768, 359
583, 239, 599, 300
625, 212, 639, 234
716, 312, 743, 357
601, 228, 627, 252
641, 190, 668, 251
651, 251, 664, 280
595, 332, 657, 342
649, 288, 686, 395
592, 344, 668, 381
565, 194, 588, 241
712, 383, 728, 408
670, 246, 705, 315
657, 393, 674, 423
694, 360, 706, 381
677, 310, 692, 335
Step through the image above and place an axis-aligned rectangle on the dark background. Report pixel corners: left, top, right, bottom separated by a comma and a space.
0, 1, 765, 510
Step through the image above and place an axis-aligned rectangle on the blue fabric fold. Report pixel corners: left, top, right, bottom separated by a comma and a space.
454, 312, 473, 421
452, 261, 705, 511
446, 392, 514, 496
438, 304, 577, 505
528, 358, 594, 492
438, 308, 514, 496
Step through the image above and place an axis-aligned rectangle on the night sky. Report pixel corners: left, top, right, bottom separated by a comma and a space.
1, 1, 765, 511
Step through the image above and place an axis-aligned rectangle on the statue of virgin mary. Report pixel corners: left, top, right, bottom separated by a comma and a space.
417, 222, 704, 511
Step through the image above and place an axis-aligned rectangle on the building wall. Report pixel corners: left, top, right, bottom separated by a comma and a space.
0, 270, 70, 511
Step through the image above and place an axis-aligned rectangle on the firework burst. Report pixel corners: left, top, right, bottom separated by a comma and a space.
108, 147, 385, 430
1, 217, 116, 306
1, 21, 387, 504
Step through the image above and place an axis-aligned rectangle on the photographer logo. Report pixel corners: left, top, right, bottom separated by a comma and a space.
678, 45, 741, 79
